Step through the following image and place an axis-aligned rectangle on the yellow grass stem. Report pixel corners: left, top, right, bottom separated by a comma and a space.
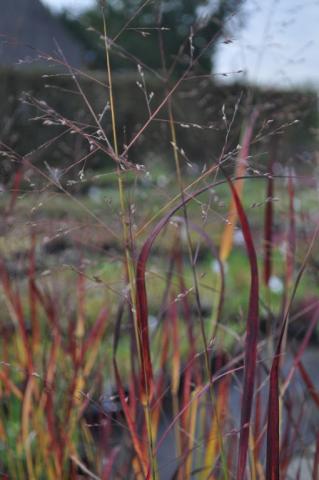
210, 271, 222, 339
219, 112, 258, 262
144, 401, 159, 480
185, 387, 200, 480
168, 98, 229, 480
33, 406, 59, 479
101, 8, 141, 376
132, 456, 147, 480
249, 428, 257, 480
102, 10, 157, 477
22, 376, 36, 480
201, 376, 230, 480
219, 163, 246, 262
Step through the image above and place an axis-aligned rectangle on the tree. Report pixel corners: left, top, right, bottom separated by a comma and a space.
62, 0, 243, 75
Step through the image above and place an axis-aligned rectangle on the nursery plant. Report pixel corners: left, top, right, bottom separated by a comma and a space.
0, 1, 318, 479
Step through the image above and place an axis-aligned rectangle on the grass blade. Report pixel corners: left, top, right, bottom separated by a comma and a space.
135, 180, 232, 399
113, 360, 148, 475
298, 362, 319, 408
266, 222, 319, 480
221, 171, 259, 480
220, 110, 258, 262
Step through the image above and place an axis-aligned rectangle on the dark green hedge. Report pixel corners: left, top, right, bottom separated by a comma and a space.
0, 68, 317, 181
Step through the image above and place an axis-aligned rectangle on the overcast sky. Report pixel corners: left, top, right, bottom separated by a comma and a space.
215, 0, 319, 88
41, 0, 319, 88
42, 0, 94, 12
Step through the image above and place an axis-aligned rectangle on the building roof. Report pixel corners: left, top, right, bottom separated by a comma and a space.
0, 0, 86, 69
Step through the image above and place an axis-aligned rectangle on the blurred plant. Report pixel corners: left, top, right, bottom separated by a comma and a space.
0, 1, 318, 479
61, 0, 243, 74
